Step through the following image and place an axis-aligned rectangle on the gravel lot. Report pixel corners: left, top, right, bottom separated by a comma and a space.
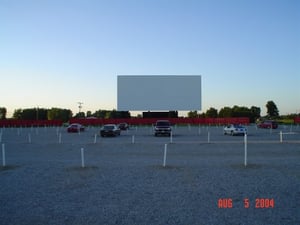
0, 125, 299, 225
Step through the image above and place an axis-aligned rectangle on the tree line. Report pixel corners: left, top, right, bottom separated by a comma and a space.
12, 108, 73, 122
188, 101, 281, 123
188, 106, 261, 123
0, 100, 295, 123
0, 107, 130, 122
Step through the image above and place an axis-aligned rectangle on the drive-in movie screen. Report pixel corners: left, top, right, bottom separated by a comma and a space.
0, 0, 299, 225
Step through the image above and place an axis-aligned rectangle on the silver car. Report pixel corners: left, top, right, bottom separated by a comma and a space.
100, 124, 121, 137
224, 124, 247, 136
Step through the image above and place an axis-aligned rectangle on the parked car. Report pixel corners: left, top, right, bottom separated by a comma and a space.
154, 120, 172, 136
257, 120, 278, 129
100, 124, 121, 137
118, 122, 129, 130
67, 123, 85, 133
224, 124, 247, 136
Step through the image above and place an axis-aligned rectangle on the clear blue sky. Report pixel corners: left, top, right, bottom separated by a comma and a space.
1, 0, 299, 117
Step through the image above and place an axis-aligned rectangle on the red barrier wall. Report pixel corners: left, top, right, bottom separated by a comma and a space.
70, 117, 250, 126
3, 117, 299, 127
0, 120, 63, 127
0, 117, 251, 127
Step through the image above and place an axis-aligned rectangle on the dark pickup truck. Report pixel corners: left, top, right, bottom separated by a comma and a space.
154, 120, 172, 136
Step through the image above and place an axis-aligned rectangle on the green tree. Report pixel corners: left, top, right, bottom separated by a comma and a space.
47, 108, 72, 122
218, 107, 232, 118
13, 109, 22, 119
35, 108, 48, 120
109, 109, 118, 118
21, 108, 37, 120
86, 111, 92, 117
93, 109, 130, 119
93, 110, 109, 118
218, 105, 260, 123
0, 107, 7, 119
188, 110, 198, 118
232, 106, 251, 118
118, 111, 131, 118
205, 107, 218, 118
266, 101, 279, 118
250, 106, 261, 122
74, 112, 85, 118
198, 112, 206, 118
104, 111, 111, 119
12, 108, 48, 120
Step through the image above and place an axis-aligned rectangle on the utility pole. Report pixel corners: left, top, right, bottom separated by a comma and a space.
77, 102, 83, 113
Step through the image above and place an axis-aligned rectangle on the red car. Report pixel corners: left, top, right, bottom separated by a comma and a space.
67, 123, 85, 133
258, 120, 278, 129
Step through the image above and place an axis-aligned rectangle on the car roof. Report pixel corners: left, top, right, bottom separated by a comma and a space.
229, 124, 245, 127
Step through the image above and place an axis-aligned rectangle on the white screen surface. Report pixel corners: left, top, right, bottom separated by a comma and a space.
117, 75, 201, 111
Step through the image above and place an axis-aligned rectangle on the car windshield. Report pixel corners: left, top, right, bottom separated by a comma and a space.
157, 121, 170, 126
233, 125, 244, 128
104, 125, 115, 130
265, 121, 276, 124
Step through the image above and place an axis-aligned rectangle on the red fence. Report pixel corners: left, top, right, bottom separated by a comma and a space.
0, 120, 63, 127
1, 117, 298, 127
70, 117, 250, 126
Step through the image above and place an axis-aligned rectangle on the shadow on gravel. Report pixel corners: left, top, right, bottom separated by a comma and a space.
65, 166, 99, 172
151, 165, 184, 170
0, 165, 20, 172
64, 166, 99, 180
230, 164, 264, 169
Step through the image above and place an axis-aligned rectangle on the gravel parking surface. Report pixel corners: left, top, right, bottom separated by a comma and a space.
0, 125, 299, 225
